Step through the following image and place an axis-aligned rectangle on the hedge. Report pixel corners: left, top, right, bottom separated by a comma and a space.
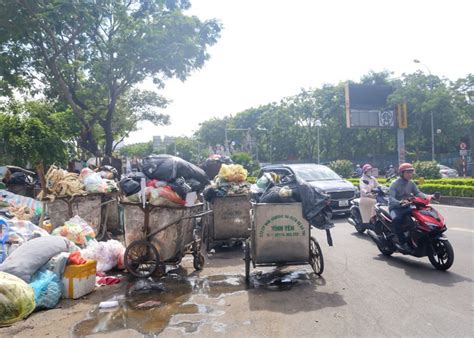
247, 176, 257, 184
423, 178, 474, 186
419, 184, 474, 198
347, 177, 474, 198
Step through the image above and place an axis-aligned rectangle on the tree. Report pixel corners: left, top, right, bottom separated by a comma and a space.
0, 0, 221, 156
0, 100, 77, 166
119, 141, 153, 158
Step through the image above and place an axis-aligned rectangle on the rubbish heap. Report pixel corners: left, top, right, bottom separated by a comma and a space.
120, 154, 209, 206
251, 172, 334, 232
0, 163, 124, 327
203, 164, 251, 202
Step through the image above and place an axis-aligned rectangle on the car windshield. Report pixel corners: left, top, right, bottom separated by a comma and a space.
291, 165, 341, 181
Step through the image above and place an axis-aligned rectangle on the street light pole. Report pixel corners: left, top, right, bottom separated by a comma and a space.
414, 59, 435, 161
315, 119, 322, 164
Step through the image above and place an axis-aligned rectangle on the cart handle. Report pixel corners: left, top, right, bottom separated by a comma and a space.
146, 209, 213, 240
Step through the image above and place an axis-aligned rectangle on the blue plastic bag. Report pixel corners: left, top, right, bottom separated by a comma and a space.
29, 269, 62, 310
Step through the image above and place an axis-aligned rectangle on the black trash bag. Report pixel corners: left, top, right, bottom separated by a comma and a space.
127, 171, 147, 183
119, 178, 141, 196
8, 172, 32, 185
200, 156, 233, 180
142, 155, 209, 187
186, 178, 203, 192
203, 185, 217, 202
294, 179, 334, 231
168, 177, 192, 200
259, 186, 297, 204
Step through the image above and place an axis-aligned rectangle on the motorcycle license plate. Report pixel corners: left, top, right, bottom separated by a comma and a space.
338, 200, 349, 207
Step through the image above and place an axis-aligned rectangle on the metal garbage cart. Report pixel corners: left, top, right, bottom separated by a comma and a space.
204, 194, 251, 251
244, 202, 324, 281
43, 193, 102, 230
42, 193, 116, 239
121, 201, 212, 278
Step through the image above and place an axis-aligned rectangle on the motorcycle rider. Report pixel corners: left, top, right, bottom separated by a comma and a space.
385, 164, 395, 178
359, 164, 379, 224
388, 163, 426, 252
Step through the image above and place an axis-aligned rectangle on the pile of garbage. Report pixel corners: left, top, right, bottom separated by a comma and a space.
79, 168, 118, 194
37, 165, 117, 201
0, 214, 126, 326
200, 154, 233, 181
0, 190, 44, 223
120, 154, 209, 207
203, 164, 251, 202
37, 165, 86, 200
251, 172, 334, 232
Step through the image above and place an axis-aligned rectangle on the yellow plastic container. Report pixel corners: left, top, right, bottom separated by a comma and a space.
62, 260, 97, 299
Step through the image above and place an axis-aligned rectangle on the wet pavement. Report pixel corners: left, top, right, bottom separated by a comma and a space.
2, 207, 471, 337
72, 259, 319, 336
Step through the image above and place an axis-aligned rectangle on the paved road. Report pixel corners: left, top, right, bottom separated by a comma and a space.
161, 204, 473, 337
1, 205, 471, 337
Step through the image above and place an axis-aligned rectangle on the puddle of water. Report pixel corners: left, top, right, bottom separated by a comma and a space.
73, 269, 313, 336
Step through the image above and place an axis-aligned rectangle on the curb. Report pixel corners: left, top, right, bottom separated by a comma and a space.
438, 196, 474, 208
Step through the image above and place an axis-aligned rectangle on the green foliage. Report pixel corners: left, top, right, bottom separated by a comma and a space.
328, 160, 354, 178
194, 71, 471, 167
119, 142, 153, 158
423, 178, 474, 186
0, 0, 221, 156
419, 184, 474, 198
413, 161, 441, 179
0, 114, 73, 167
231, 152, 256, 172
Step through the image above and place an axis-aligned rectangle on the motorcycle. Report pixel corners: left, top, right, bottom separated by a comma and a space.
366, 192, 454, 271
348, 184, 389, 234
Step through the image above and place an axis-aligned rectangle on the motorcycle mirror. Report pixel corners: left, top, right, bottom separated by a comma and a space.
433, 192, 441, 200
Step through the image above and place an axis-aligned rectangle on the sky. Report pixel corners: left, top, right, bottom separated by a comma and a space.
126, 0, 474, 145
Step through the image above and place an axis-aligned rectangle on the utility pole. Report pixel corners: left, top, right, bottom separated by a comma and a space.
414, 59, 435, 161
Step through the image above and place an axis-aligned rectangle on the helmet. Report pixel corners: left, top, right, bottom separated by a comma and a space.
399, 163, 414, 173
362, 164, 373, 173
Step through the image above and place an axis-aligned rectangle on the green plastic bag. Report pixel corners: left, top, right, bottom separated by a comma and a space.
0, 272, 35, 327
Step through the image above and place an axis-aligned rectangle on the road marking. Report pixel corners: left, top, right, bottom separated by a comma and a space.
450, 227, 474, 233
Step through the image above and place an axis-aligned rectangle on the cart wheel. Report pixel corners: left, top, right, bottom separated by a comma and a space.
124, 240, 160, 278
193, 253, 205, 270
244, 239, 251, 281
309, 237, 324, 276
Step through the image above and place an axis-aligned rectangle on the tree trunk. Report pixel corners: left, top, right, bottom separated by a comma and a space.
104, 123, 114, 157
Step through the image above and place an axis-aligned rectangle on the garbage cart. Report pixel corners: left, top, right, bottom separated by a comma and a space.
204, 194, 251, 251
42, 193, 116, 239
43, 193, 103, 230
121, 201, 211, 278
244, 202, 324, 281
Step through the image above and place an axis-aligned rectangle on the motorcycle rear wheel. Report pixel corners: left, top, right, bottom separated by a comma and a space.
377, 235, 395, 256
428, 239, 454, 271
351, 209, 365, 234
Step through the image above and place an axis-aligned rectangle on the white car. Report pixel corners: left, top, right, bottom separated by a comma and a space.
438, 164, 459, 178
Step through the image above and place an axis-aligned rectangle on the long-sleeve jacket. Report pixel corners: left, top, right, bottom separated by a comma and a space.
359, 174, 379, 198
388, 177, 425, 210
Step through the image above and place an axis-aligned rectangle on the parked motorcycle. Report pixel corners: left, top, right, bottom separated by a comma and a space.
366, 192, 454, 271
